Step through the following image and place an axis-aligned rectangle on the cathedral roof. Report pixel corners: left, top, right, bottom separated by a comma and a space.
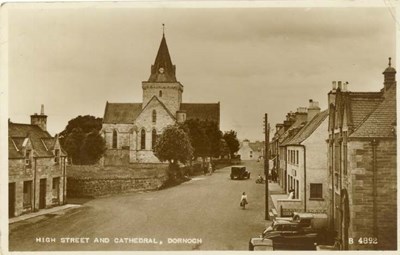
103, 102, 142, 124
147, 34, 177, 83
181, 103, 220, 124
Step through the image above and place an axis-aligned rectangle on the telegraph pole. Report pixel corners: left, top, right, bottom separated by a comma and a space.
264, 114, 270, 220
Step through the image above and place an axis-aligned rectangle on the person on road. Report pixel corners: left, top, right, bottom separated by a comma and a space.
240, 192, 248, 209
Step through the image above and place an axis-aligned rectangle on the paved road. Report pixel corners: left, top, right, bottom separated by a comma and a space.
9, 160, 283, 251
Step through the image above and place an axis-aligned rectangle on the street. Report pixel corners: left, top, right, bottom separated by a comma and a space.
9, 161, 283, 251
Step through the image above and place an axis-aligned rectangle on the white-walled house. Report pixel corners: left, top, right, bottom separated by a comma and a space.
238, 139, 264, 160
274, 102, 329, 217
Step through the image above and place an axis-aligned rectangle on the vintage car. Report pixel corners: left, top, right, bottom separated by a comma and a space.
248, 238, 274, 251
230, 166, 250, 180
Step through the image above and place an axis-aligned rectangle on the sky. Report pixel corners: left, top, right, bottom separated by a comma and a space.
7, 4, 397, 141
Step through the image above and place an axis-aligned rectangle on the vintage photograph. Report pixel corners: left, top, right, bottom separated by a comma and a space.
3, 1, 398, 253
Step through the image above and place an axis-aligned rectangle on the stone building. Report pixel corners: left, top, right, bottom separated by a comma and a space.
8, 105, 67, 218
277, 100, 329, 216
102, 31, 220, 165
327, 59, 397, 250
238, 139, 264, 160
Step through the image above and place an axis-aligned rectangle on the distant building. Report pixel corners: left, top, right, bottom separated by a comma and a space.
327, 59, 397, 250
101, 31, 220, 165
279, 100, 329, 216
8, 105, 67, 218
238, 139, 264, 160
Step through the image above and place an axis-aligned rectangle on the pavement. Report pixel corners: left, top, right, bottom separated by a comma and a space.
9, 160, 286, 251
9, 204, 81, 224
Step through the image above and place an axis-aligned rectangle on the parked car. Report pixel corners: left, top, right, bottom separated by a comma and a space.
230, 166, 250, 180
248, 238, 274, 251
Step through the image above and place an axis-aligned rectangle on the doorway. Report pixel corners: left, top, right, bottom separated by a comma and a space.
9, 182, 15, 218
39, 178, 47, 209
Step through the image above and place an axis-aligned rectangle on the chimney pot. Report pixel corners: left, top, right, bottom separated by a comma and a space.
41, 104, 44, 115
332, 81, 337, 90
338, 81, 342, 90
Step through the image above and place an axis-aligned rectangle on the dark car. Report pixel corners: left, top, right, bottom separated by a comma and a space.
261, 219, 319, 250
230, 166, 250, 180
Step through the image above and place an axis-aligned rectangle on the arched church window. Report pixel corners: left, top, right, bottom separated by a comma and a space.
112, 130, 117, 149
141, 129, 146, 150
152, 110, 157, 124
159, 90, 162, 97
152, 129, 157, 149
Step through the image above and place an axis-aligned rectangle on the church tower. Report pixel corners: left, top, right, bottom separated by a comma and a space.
142, 28, 183, 116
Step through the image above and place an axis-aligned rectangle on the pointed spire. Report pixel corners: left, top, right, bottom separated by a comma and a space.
148, 26, 177, 82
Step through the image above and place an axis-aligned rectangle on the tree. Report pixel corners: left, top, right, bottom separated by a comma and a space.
154, 125, 193, 179
204, 121, 222, 158
181, 119, 222, 167
180, 119, 209, 159
223, 130, 240, 158
80, 130, 106, 165
60, 115, 105, 165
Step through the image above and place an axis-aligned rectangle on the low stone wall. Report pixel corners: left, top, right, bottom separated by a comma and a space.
67, 164, 168, 197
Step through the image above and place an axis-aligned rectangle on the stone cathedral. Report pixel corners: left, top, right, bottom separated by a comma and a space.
101, 32, 220, 165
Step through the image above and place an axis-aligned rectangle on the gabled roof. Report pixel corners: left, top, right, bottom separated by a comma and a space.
139, 96, 176, 121
285, 110, 328, 145
180, 103, 220, 124
350, 84, 396, 138
9, 123, 64, 158
103, 102, 142, 124
331, 90, 383, 132
148, 34, 177, 83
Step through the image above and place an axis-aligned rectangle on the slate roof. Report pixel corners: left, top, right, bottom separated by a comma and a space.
9, 123, 65, 158
351, 84, 396, 138
103, 102, 142, 124
147, 34, 177, 83
279, 113, 308, 145
181, 103, 220, 124
284, 110, 328, 145
348, 93, 383, 130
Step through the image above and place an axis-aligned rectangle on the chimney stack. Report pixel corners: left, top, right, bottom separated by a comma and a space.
342, 81, 348, 92
30, 104, 48, 131
307, 99, 321, 122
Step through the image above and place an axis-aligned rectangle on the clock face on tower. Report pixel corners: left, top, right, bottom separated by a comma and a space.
159, 67, 164, 74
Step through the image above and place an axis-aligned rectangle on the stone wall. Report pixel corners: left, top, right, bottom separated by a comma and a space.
348, 140, 397, 250
67, 164, 168, 197
9, 157, 67, 217
103, 149, 130, 166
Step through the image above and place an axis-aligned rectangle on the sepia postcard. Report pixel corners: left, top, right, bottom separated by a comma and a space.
1, 1, 399, 254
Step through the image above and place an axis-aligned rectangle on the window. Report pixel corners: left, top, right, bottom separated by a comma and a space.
152, 129, 157, 149
152, 110, 157, 124
296, 150, 299, 165
310, 183, 323, 199
25, 149, 31, 168
54, 149, 60, 163
112, 130, 117, 149
159, 90, 162, 97
23, 181, 32, 208
141, 129, 146, 150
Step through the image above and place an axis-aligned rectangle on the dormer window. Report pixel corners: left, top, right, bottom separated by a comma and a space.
25, 149, 31, 168
54, 149, 60, 164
